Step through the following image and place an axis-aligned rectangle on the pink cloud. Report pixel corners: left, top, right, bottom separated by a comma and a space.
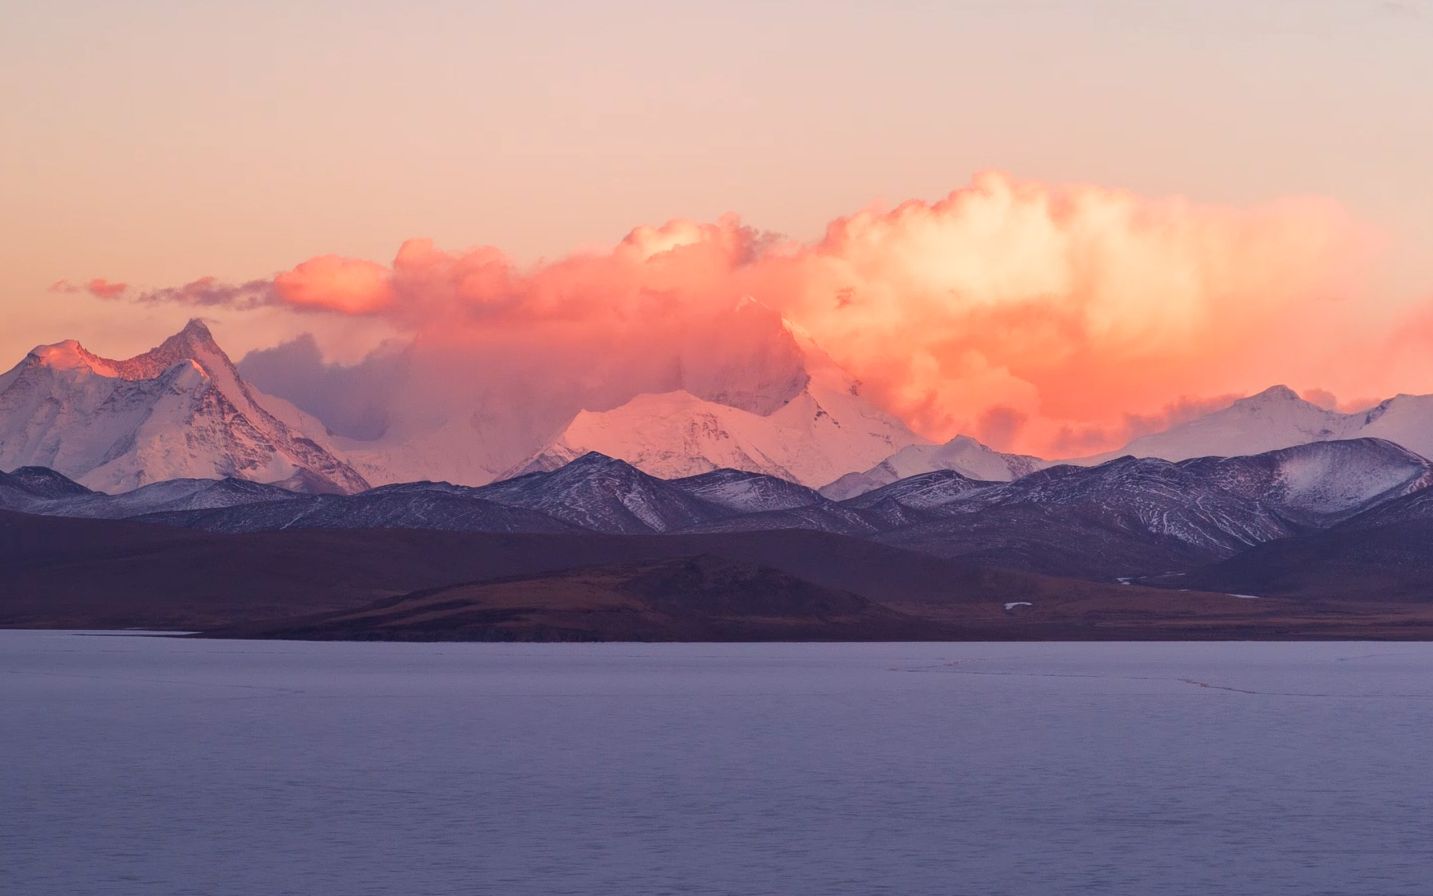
93, 172, 1379, 455
274, 255, 396, 315
51, 277, 129, 299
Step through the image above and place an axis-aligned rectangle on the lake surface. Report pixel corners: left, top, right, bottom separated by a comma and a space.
3, 632, 1432, 895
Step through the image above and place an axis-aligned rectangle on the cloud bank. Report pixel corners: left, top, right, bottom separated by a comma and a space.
88, 172, 1375, 456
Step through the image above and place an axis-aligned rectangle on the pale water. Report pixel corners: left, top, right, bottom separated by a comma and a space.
3, 631, 1432, 895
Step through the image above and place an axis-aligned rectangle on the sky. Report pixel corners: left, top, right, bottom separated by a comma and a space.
4, 0, 1432, 454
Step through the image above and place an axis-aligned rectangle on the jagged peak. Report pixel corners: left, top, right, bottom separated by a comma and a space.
109, 319, 233, 383
179, 317, 213, 338
147, 318, 223, 358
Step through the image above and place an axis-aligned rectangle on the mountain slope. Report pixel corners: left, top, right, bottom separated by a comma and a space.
1169, 517, 1433, 603
0, 320, 368, 493
822, 435, 1043, 499
1178, 438, 1433, 528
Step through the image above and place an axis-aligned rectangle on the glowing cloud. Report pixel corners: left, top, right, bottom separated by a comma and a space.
90, 173, 1373, 455
275, 256, 396, 314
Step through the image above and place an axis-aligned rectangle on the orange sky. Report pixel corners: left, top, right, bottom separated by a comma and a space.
4, 1, 1432, 454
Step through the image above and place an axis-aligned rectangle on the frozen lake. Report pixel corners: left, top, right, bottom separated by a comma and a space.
4, 631, 1432, 895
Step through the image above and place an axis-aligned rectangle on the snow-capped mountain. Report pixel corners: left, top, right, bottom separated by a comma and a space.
0, 320, 368, 494
1076, 385, 1433, 469
16, 313, 1433, 508
506, 326, 925, 488
820, 435, 1044, 499
1080, 386, 1357, 463
279, 296, 845, 488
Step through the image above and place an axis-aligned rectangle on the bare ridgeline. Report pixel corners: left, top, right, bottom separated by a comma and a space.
4, 322, 1433, 640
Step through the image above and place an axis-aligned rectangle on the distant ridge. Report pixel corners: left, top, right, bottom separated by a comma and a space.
1077, 385, 1433, 465
6, 437, 1430, 587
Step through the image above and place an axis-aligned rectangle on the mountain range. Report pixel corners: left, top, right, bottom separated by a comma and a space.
16, 319, 1433, 495
5, 434, 1430, 584
8, 319, 1433, 639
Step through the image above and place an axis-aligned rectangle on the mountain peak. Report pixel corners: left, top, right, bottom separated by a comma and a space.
570, 450, 621, 466
154, 318, 222, 356
1241, 384, 1302, 404
946, 434, 985, 448
114, 319, 233, 383
558, 451, 646, 477
1082, 383, 1367, 465
28, 339, 110, 373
